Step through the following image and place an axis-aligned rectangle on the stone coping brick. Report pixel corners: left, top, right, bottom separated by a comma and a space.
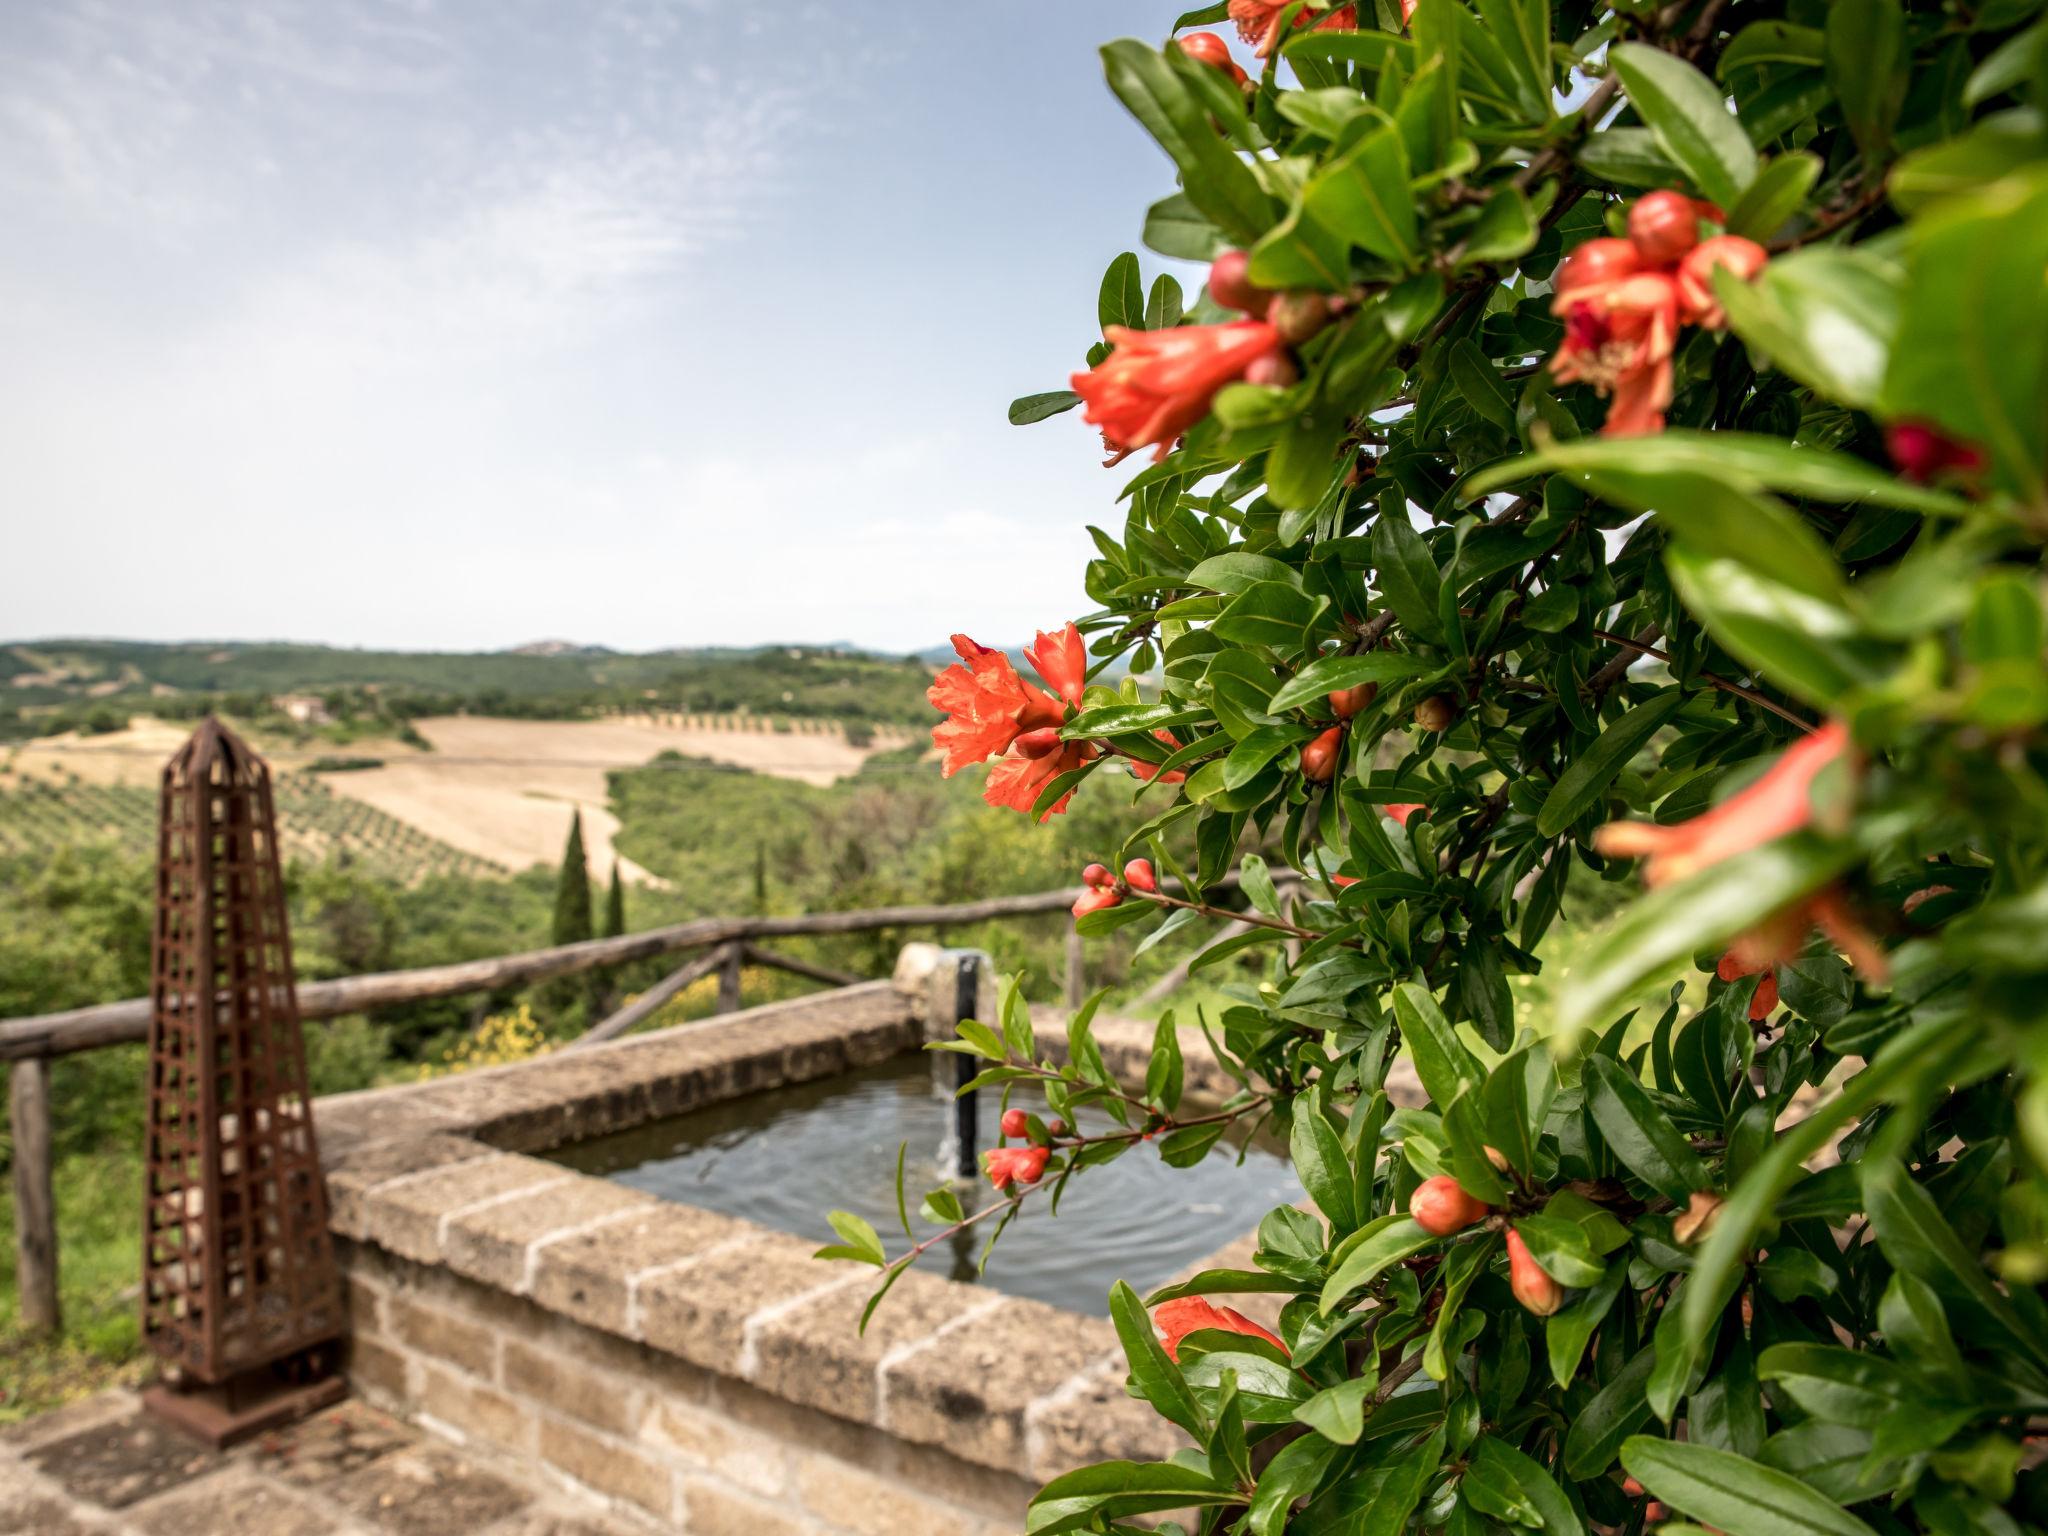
354, 1154, 569, 1263
636, 1233, 853, 1376
878, 1295, 1119, 1473
745, 1263, 1000, 1425
530, 1204, 752, 1336
441, 1178, 656, 1295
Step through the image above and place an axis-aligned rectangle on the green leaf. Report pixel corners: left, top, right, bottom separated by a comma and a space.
1619, 1440, 1880, 1536
1665, 548, 1891, 711
1880, 167, 2048, 505
1371, 508, 1445, 645
1559, 834, 1855, 1040
1145, 272, 1185, 331
1461, 185, 1540, 264
1252, 123, 1420, 285
1292, 1095, 1359, 1234
1009, 391, 1082, 425
1249, 1434, 1342, 1536
1320, 1214, 1437, 1312
1755, 1342, 1910, 1428
1715, 248, 1898, 411
1824, 0, 1905, 157
1187, 551, 1304, 594
1027, 1459, 1236, 1534
1547, 1258, 1626, 1387
1267, 651, 1433, 713
1143, 191, 1227, 261
1451, 339, 1516, 431
822, 1210, 885, 1265
1537, 691, 1684, 839
1472, 1436, 1585, 1536
1392, 981, 1485, 1109
1099, 251, 1145, 333
1470, 0, 1551, 122
1295, 1375, 1377, 1445
1214, 581, 1326, 648
1582, 1055, 1712, 1201
1511, 1214, 1609, 1288
1562, 1345, 1656, 1478
1609, 43, 1758, 207
1102, 40, 1277, 246
1726, 153, 1820, 243
1144, 1269, 1303, 1305
1576, 127, 1682, 189
1863, 1154, 2048, 1372
1466, 429, 1969, 519
1107, 1279, 1207, 1440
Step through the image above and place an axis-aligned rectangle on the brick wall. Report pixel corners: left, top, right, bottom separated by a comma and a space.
342, 1238, 1041, 1536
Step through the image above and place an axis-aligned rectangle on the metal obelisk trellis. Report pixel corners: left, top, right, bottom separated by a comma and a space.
141, 716, 345, 1444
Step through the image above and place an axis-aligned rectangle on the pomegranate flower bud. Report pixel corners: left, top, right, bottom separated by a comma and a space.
1208, 249, 1270, 317
1013, 726, 1065, 759
1123, 858, 1158, 893
1071, 887, 1122, 921
1887, 421, 1986, 484
985, 1145, 1049, 1190
1627, 190, 1702, 267
1269, 290, 1332, 346
1507, 1228, 1565, 1316
1676, 235, 1767, 330
1414, 696, 1458, 733
1048, 1117, 1069, 1138
1384, 803, 1425, 827
1081, 862, 1114, 889
1174, 30, 1235, 69
1672, 1191, 1725, 1245
1301, 725, 1344, 783
1328, 683, 1376, 719
1243, 350, 1299, 388
1410, 1175, 1490, 1236
1000, 1107, 1029, 1138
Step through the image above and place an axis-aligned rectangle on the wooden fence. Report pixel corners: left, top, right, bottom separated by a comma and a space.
0, 884, 1110, 1338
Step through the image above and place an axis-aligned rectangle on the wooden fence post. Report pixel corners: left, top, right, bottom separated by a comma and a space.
715, 943, 743, 1014
10, 1055, 59, 1336
1064, 928, 1086, 1010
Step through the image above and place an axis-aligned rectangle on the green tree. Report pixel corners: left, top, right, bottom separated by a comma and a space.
602, 861, 625, 939
550, 812, 591, 947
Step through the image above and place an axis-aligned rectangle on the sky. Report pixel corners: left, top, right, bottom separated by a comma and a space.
1, 0, 1202, 654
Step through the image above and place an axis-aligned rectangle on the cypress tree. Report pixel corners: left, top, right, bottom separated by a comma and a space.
552, 811, 592, 946
603, 861, 625, 938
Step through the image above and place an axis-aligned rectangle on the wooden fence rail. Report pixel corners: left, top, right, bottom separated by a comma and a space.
1, 874, 1258, 1339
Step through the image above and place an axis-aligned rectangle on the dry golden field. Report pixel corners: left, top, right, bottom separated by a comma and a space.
2, 712, 913, 883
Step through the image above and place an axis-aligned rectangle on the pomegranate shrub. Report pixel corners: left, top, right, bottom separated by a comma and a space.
826, 5, 2048, 1534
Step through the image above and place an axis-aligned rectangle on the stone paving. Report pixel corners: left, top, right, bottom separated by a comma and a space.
0, 1392, 654, 1536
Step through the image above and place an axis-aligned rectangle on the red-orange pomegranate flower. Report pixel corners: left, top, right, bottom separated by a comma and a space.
1073, 321, 1284, 461
1385, 803, 1425, 826
1154, 1297, 1288, 1362
1549, 262, 1683, 439
928, 623, 1088, 774
1228, 0, 1357, 56
987, 738, 1098, 821
985, 1145, 1050, 1190
1592, 721, 1851, 887
1675, 235, 1767, 331
1716, 950, 1780, 1021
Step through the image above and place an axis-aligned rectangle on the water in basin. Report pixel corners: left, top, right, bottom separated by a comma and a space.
549, 1050, 1301, 1315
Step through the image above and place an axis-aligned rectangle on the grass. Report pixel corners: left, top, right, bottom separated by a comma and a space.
0, 1146, 148, 1423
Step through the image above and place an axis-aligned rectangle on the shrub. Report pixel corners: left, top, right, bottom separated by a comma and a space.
829, 10, 2048, 1536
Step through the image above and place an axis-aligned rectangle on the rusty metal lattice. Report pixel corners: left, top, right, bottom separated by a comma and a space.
142, 717, 341, 1384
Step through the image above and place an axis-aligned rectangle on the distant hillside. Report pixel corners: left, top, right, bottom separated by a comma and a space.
0, 638, 940, 742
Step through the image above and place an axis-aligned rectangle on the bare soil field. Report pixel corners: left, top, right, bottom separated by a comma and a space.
3, 713, 913, 884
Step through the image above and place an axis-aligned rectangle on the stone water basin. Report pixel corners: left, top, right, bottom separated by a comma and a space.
549, 1051, 1299, 1314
